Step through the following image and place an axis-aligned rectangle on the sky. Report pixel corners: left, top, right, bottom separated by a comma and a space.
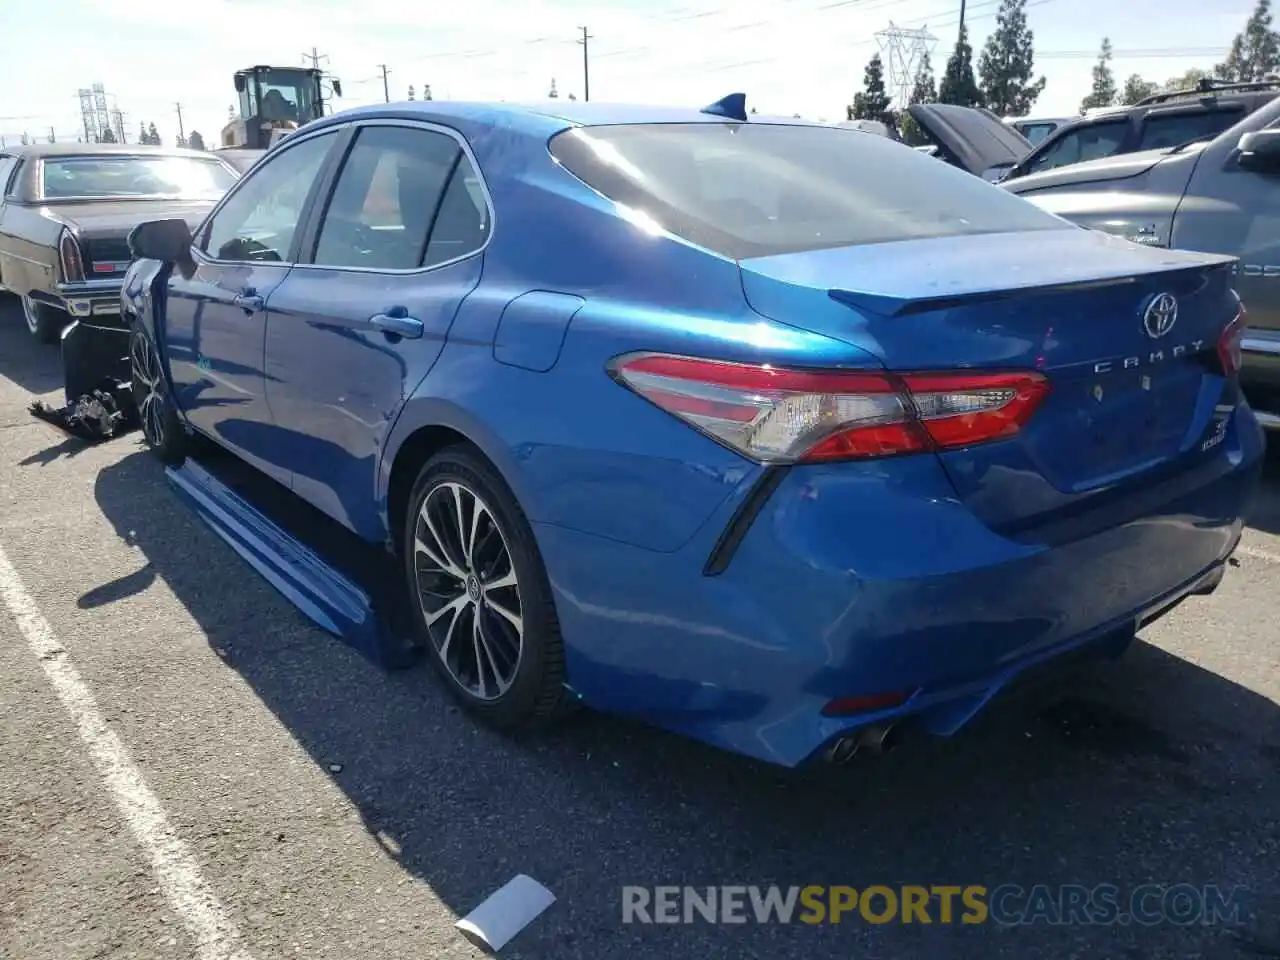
0, 0, 1263, 148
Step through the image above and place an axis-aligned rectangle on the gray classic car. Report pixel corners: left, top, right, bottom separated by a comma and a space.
0, 143, 238, 342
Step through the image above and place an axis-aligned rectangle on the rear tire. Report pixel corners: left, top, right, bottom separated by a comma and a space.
22, 296, 68, 344
402, 446, 572, 730
129, 324, 187, 466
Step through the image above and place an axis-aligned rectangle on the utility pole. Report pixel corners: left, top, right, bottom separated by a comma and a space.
378, 64, 391, 103
578, 26, 592, 101
958, 0, 966, 40
175, 102, 186, 145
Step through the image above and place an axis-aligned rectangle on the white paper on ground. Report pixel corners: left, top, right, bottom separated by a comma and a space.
455, 874, 557, 952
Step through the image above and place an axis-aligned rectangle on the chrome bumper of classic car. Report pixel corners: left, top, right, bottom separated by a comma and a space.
54, 277, 124, 319
1241, 332, 1280, 430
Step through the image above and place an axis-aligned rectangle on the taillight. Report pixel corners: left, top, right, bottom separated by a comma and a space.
609, 352, 1050, 463
58, 230, 84, 282
1217, 300, 1245, 376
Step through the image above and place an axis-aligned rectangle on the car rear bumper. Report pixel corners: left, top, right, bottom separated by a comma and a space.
1241, 330, 1280, 429
537, 403, 1265, 767
54, 277, 125, 320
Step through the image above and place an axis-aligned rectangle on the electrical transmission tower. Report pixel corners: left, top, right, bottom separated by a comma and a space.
92, 83, 111, 141
875, 23, 937, 107
78, 88, 96, 142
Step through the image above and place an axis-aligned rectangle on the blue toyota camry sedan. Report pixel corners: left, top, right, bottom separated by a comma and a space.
120, 98, 1264, 767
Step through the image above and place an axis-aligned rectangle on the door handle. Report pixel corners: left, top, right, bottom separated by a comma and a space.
368, 312, 424, 338
233, 293, 264, 312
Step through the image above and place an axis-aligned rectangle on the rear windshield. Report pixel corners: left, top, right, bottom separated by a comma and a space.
548, 122, 1067, 259
41, 156, 236, 200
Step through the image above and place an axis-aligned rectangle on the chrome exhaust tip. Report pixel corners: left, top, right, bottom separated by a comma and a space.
824, 722, 899, 764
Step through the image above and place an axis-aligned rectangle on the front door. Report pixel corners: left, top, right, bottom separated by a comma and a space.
263, 122, 490, 539
164, 129, 341, 482
1173, 124, 1280, 409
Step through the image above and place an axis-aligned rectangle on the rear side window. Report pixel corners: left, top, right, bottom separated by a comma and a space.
1138, 109, 1244, 150
549, 123, 1066, 260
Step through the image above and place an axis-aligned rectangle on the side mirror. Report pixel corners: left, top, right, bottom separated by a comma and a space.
128, 219, 194, 264
1237, 129, 1280, 172
330, 78, 343, 98
233, 74, 247, 93
981, 161, 1015, 182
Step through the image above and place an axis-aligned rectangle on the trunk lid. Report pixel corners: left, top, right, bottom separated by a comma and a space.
739, 228, 1241, 532
53, 200, 216, 278
908, 103, 1033, 177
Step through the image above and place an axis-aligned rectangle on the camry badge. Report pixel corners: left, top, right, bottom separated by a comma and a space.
1143, 293, 1178, 339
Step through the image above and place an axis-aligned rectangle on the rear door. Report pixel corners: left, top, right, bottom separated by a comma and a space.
262, 121, 490, 539
165, 128, 342, 483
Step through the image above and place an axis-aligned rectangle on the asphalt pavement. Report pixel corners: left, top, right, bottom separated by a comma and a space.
0, 295, 1276, 960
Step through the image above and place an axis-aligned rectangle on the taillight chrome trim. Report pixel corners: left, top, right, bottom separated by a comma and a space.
58, 228, 85, 283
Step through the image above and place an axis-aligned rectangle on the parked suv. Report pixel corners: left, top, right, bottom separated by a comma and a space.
998, 79, 1280, 182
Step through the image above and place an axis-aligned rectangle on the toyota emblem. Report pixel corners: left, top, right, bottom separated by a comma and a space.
1143, 293, 1178, 339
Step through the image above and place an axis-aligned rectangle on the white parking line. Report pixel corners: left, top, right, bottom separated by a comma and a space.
0, 542, 256, 960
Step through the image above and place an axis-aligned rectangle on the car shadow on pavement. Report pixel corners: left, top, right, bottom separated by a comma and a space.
90, 449, 1280, 959
0, 296, 66, 397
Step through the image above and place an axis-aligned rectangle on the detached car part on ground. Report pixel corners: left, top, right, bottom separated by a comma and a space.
1003, 92, 1280, 431
118, 96, 1261, 768
0, 144, 242, 438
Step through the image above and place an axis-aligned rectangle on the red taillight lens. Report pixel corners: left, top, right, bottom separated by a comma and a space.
1218, 301, 1245, 376
58, 230, 84, 282
610, 352, 1050, 463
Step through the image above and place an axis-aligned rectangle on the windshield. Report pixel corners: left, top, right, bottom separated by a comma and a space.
256, 69, 318, 124
41, 156, 236, 200
549, 122, 1067, 259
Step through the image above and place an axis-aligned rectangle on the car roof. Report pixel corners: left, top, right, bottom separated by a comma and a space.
314, 99, 832, 133
2, 142, 222, 160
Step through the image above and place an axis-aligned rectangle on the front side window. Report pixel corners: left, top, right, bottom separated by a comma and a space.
312, 125, 488, 270
203, 131, 336, 262
1019, 123, 1056, 145
1028, 120, 1128, 173
1138, 109, 1244, 150
549, 122, 1066, 260
40, 156, 236, 200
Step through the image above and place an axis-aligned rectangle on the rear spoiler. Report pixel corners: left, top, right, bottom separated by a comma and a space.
826, 264, 1236, 318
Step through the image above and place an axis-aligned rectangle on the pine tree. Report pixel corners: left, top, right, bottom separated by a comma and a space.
851, 53, 893, 123
1215, 0, 1280, 81
188, 130, 206, 150
1120, 74, 1159, 105
99, 126, 117, 143
939, 25, 983, 107
977, 0, 1046, 116
148, 122, 161, 146
1080, 38, 1117, 111
138, 122, 148, 144
899, 52, 938, 143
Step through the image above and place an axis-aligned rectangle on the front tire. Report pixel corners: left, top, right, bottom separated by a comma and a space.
403, 447, 571, 730
129, 325, 187, 465
22, 296, 69, 344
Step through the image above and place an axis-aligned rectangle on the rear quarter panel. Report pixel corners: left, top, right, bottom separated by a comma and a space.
0, 204, 62, 296
378, 120, 880, 552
